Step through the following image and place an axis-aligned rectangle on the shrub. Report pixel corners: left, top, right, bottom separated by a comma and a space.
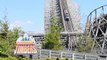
56, 57, 60, 60
21, 58, 30, 60
46, 58, 51, 60
65, 58, 69, 60
0, 56, 18, 60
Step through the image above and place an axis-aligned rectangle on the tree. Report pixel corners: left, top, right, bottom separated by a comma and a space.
0, 19, 9, 39
0, 17, 22, 57
0, 18, 10, 55
8, 27, 22, 49
77, 33, 93, 53
43, 16, 64, 50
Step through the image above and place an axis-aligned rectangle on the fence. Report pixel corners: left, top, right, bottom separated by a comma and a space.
33, 49, 101, 60
15, 49, 107, 60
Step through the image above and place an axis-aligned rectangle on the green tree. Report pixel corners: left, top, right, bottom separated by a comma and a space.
0, 20, 9, 39
0, 17, 22, 57
43, 16, 63, 50
8, 27, 22, 49
0, 18, 10, 55
77, 33, 93, 53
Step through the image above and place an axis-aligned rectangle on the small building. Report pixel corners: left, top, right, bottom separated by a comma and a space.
14, 33, 37, 55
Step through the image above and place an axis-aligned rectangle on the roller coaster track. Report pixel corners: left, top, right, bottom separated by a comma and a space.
59, 0, 74, 32
58, 0, 75, 50
86, 4, 107, 54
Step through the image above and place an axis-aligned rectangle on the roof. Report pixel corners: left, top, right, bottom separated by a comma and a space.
17, 33, 35, 42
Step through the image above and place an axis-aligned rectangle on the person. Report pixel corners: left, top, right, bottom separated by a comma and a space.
64, 9, 69, 21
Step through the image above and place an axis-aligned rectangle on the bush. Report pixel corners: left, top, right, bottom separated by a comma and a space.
56, 57, 60, 60
0, 52, 8, 58
21, 58, 30, 60
8, 56, 18, 60
65, 58, 69, 60
0, 56, 18, 60
46, 58, 51, 60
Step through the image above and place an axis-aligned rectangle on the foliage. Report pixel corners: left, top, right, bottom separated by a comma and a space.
56, 57, 60, 60
0, 17, 22, 59
43, 16, 64, 50
0, 52, 8, 58
45, 58, 70, 60
18, 57, 30, 60
0, 56, 30, 60
46, 58, 52, 60
65, 58, 69, 60
77, 33, 93, 53
0, 19, 9, 39
0, 56, 18, 60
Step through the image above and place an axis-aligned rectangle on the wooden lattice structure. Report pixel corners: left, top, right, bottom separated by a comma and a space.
86, 5, 107, 54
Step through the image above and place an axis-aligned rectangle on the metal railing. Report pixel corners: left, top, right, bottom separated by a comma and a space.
14, 49, 107, 60
35, 49, 99, 60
